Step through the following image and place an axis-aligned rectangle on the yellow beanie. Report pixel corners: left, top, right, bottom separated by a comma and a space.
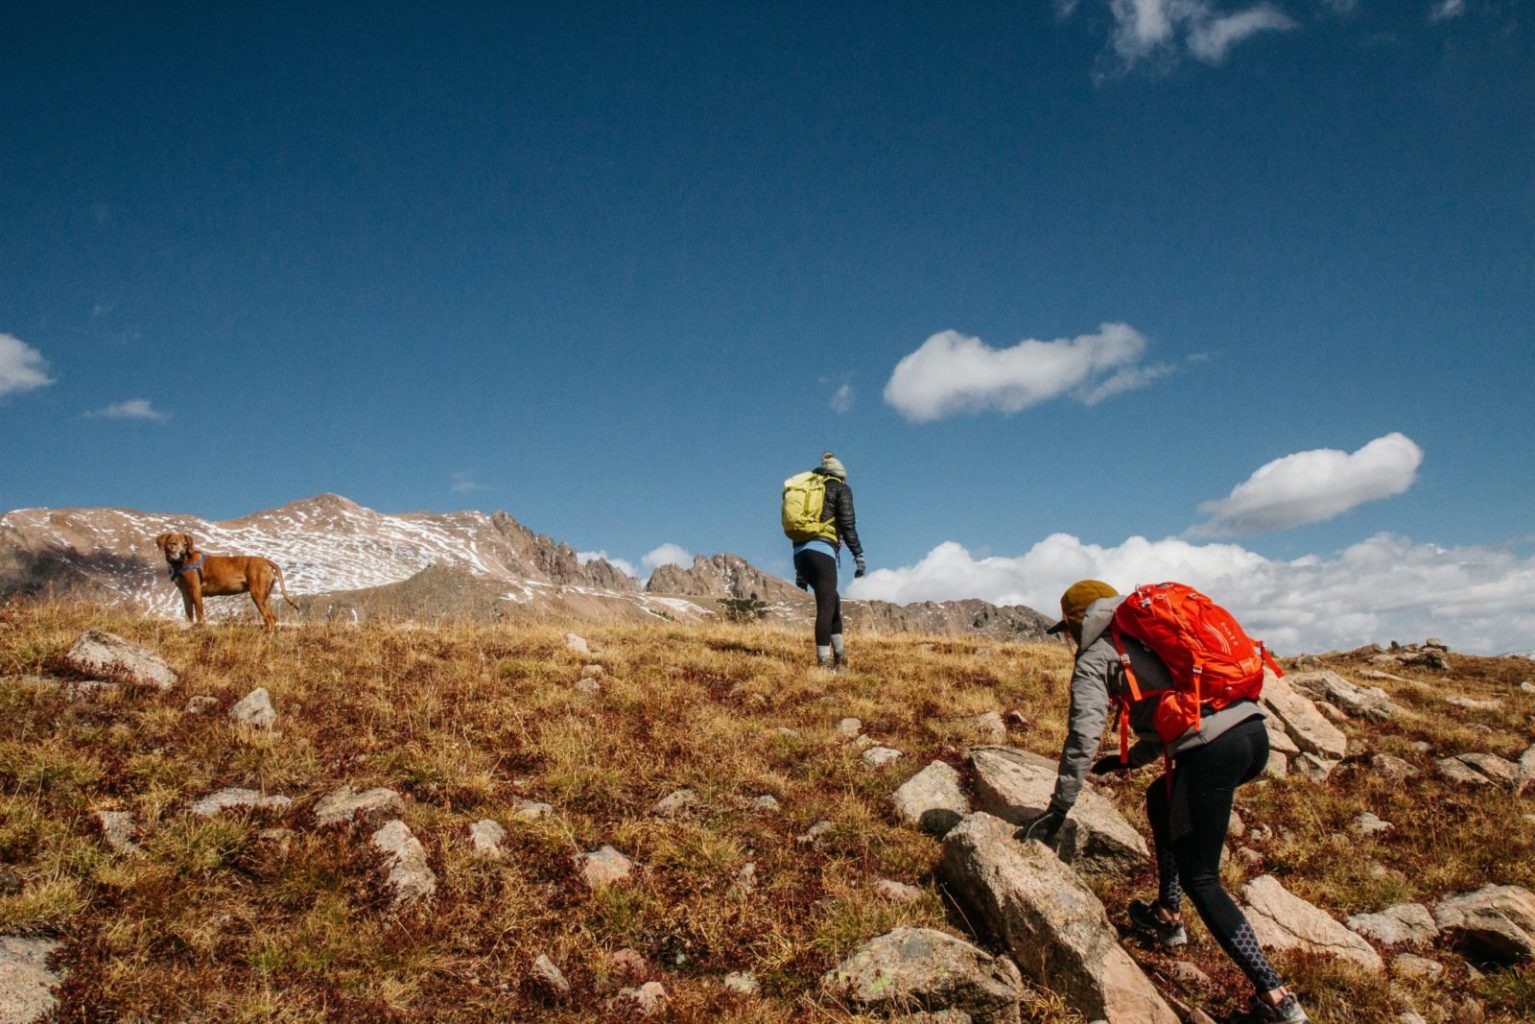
1046, 579, 1119, 636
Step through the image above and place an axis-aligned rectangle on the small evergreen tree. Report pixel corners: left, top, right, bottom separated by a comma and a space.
720, 591, 768, 623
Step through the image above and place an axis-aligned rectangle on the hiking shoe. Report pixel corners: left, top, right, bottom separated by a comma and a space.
1128, 898, 1188, 948
1237, 992, 1309, 1024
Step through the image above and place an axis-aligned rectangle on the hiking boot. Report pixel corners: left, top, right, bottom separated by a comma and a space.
1236, 991, 1309, 1024
1128, 898, 1188, 948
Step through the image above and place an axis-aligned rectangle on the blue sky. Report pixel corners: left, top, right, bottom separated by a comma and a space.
3, 2, 1533, 651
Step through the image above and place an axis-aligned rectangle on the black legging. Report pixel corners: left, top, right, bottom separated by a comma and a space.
1146, 715, 1282, 994
793, 549, 842, 646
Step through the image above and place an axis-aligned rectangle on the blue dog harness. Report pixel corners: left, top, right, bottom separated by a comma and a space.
170, 554, 205, 582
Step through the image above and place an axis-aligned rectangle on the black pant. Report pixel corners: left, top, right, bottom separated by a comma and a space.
793, 549, 841, 646
1146, 715, 1281, 993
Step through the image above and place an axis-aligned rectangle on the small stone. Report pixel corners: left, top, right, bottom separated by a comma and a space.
722, 971, 759, 995
1291, 753, 1335, 782
874, 879, 924, 903
257, 827, 295, 850
469, 819, 506, 860
892, 760, 970, 836
954, 711, 1008, 744
836, 717, 862, 739
736, 862, 757, 892
370, 819, 437, 906
184, 695, 219, 714
773, 726, 800, 738
1248, 824, 1274, 843
314, 785, 404, 827
1397, 1013, 1428, 1024
615, 981, 668, 1017
652, 788, 698, 819
229, 687, 277, 729
1235, 847, 1265, 871
606, 948, 650, 985
564, 633, 590, 654
531, 953, 570, 997
574, 678, 601, 697
1371, 754, 1420, 782
862, 746, 904, 768
752, 794, 780, 812
580, 663, 605, 679
796, 819, 834, 845
93, 809, 140, 853
509, 798, 553, 822
1391, 953, 1444, 980
1168, 961, 1210, 986
1350, 813, 1393, 837
191, 787, 293, 817
576, 845, 635, 889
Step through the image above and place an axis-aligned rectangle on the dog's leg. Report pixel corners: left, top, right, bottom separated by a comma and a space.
189, 576, 206, 625
251, 581, 276, 631
179, 582, 196, 625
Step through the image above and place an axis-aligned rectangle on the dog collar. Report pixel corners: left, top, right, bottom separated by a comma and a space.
171, 554, 205, 580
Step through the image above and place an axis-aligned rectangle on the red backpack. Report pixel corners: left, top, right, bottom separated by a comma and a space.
1109, 582, 1281, 759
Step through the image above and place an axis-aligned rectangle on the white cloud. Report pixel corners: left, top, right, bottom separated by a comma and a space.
883, 323, 1166, 422
1094, 1, 1297, 69
450, 471, 489, 493
85, 399, 169, 422
0, 334, 55, 398
1193, 432, 1423, 536
1429, 0, 1466, 22
577, 550, 638, 578
642, 543, 693, 570
830, 383, 855, 414
846, 532, 1535, 654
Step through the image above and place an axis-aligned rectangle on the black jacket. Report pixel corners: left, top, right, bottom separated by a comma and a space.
815, 471, 863, 559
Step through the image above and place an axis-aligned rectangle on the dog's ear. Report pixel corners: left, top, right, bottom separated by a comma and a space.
181, 533, 196, 550
155, 532, 172, 551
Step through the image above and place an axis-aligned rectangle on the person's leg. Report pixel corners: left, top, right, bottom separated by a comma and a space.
795, 550, 839, 664
1144, 774, 1185, 916
829, 589, 845, 667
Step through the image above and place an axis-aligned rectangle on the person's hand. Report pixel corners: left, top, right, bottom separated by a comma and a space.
1091, 754, 1128, 775
854, 557, 867, 578
795, 576, 809, 591
1015, 806, 1066, 845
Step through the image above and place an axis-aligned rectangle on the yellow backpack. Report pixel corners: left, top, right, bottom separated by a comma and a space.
781, 472, 838, 544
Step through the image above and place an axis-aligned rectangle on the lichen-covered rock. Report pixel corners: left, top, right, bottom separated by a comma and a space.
863, 746, 904, 768
63, 630, 177, 690
1261, 671, 1347, 760
0, 935, 62, 1024
190, 788, 293, 817
313, 785, 404, 827
370, 819, 436, 907
820, 926, 1024, 1024
1242, 875, 1383, 973
1347, 903, 1436, 946
576, 845, 634, 889
229, 687, 276, 729
892, 761, 970, 836
1432, 885, 1535, 963
1287, 670, 1401, 721
468, 819, 506, 860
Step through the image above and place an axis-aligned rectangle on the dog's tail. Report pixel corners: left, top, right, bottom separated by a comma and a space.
271, 561, 300, 611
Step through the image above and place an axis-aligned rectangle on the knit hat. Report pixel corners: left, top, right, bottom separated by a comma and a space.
820, 452, 847, 480
1046, 579, 1119, 635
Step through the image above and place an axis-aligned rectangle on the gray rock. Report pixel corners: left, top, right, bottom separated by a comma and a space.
1291, 752, 1336, 782
735, 862, 756, 892
1432, 884, 1535, 962
1520, 743, 1535, 781
969, 746, 1147, 877
0, 935, 61, 1024
468, 819, 506, 860
874, 879, 925, 903
1264, 719, 1300, 756
531, 953, 570, 997
1263, 750, 1289, 778
580, 663, 605, 679
614, 981, 668, 1016
1371, 754, 1420, 782
940, 813, 1179, 1024
184, 695, 219, 714
722, 971, 758, 995
1444, 694, 1501, 712
820, 926, 1024, 1024
564, 632, 590, 654
1455, 752, 1523, 789
836, 717, 863, 739
892, 761, 970, 836
1347, 903, 1436, 946
573, 677, 601, 697
863, 746, 904, 768
796, 820, 834, 845
952, 711, 1008, 745
509, 798, 553, 822
1350, 813, 1393, 838
1288, 670, 1401, 721
752, 794, 780, 812
229, 687, 276, 729
93, 809, 140, 853
314, 785, 404, 827
1261, 671, 1347, 760
1168, 961, 1210, 986
1241, 875, 1383, 973
576, 845, 634, 889
1391, 953, 1443, 980
190, 787, 293, 817
1438, 756, 1494, 787
370, 819, 436, 906
652, 788, 699, 819
63, 630, 177, 690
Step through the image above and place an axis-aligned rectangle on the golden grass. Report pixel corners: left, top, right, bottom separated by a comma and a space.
0, 600, 1531, 1021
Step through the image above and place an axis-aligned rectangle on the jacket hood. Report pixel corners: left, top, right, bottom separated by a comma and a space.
1078, 595, 1126, 651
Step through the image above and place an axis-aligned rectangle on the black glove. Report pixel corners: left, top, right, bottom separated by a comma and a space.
1091, 754, 1127, 775
1016, 806, 1067, 845
795, 576, 809, 591
853, 557, 867, 579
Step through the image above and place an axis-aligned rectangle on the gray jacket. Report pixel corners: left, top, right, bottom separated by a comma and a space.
1049, 596, 1266, 812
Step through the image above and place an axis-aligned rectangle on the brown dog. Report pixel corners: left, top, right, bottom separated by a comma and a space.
154, 532, 299, 630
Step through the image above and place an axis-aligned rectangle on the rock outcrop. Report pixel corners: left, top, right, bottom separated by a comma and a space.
892, 761, 970, 835
1432, 885, 1535, 963
1260, 671, 1346, 761
820, 927, 1024, 1024
1241, 875, 1384, 973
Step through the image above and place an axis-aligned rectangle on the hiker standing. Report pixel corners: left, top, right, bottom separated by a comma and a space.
1023, 580, 1309, 1024
781, 452, 865, 670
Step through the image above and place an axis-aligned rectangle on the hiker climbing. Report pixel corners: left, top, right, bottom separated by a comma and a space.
781, 452, 865, 670
1022, 579, 1309, 1024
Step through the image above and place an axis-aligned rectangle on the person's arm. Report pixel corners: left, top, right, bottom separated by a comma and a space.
1049, 641, 1117, 813
833, 482, 864, 564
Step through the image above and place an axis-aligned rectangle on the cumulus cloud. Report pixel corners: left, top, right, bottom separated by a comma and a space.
85, 399, 169, 422
1192, 433, 1423, 536
846, 532, 1535, 654
883, 323, 1167, 422
642, 543, 693, 570
0, 333, 55, 398
577, 550, 638, 578
1429, 0, 1466, 22
450, 471, 489, 493
1083, 0, 1298, 69
830, 383, 855, 414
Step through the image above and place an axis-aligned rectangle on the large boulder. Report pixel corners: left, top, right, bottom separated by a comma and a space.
940, 813, 1179, 1024
968, 747, 1147, 877
1286, 670, 1401, 722
1241, 876, 1384, 973
0, 936, 61, 1024
1260, 672, 1346, 760
62, 630, 177, 690
1347, 903, 1437, 947
1432, 885, 1535, 963
820, 926, 1024, 1024
892, 761, 971, 836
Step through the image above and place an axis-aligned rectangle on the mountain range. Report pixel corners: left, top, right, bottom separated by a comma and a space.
0, 493, 1057, 639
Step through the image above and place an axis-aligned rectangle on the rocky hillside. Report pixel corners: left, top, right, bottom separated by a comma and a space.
0, 607, 1531, 1022
0, 495, 1056, 639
